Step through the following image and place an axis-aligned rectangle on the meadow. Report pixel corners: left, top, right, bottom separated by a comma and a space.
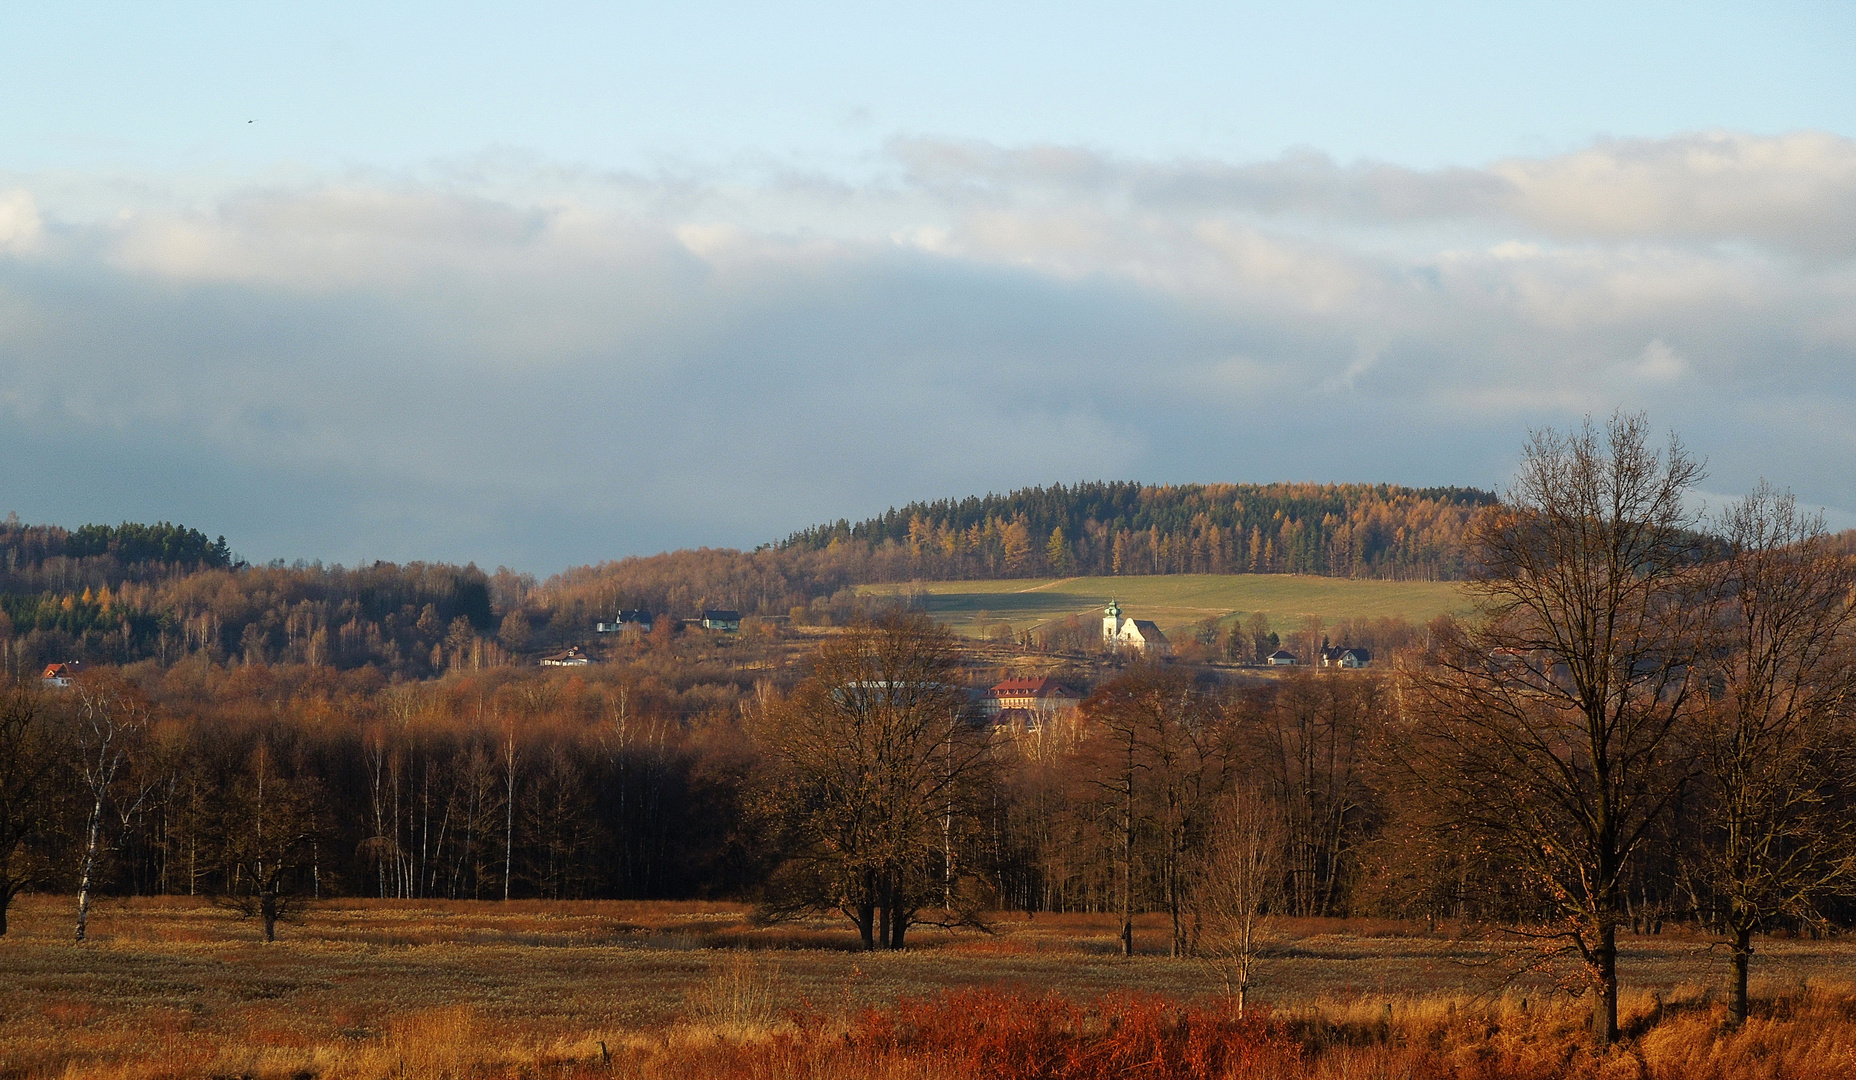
5, 895, 1856, 1079
858, 574, 1472, 639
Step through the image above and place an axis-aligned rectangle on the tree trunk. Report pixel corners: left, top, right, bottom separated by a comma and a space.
857, 870, 877, 950
1121, 770, 1135, 958
1592, 926, 1619, 1045
75, 796, 105, 943
1166, 847, 1182, 958
0, 887, 11, 937
261, 888, 278, 943
503, 731, 516, 901
1729, 925, 1753, 1026
856, 901, 875, 950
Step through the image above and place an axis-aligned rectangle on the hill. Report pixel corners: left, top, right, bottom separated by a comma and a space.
860, 573, 1471, 641
783, 481, 1494, 582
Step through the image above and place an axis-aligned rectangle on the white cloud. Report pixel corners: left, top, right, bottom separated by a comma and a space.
1492, 131, 1856, 257
1, 131, 1853, 569
0, 190, 43, 253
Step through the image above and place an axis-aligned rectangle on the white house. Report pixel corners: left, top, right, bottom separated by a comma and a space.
1266, 649, 1299, 666
698, 610, 741, 633
596, 609, 653, 634
539, 646, 593, 667
1318, 643, 1372, 669
1101, 601, 1170, 655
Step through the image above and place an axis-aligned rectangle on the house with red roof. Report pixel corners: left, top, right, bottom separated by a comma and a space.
983, 676, 1082, 720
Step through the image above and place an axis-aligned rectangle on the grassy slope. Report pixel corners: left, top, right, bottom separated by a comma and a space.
859, 574, 1471, 637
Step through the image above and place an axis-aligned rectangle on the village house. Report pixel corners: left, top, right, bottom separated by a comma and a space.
538, 646, 593, 667
1100, 600, 1170, 655
596, 610, 654, 634
41, 661, 82, 687
1266, 649, 1299, 666
698, 610, 741, 633
1318, 642, 1372, 669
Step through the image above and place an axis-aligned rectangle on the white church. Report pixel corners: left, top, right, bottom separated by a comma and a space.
1101, 600, 1170, 655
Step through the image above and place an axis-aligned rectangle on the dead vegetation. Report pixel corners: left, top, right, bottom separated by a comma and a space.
3, 895, 1856, 1078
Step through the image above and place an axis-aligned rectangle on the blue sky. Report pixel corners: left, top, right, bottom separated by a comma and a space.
2, 3, 1853, 570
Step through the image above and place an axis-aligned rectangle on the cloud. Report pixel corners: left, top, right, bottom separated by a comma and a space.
895, 130, 1856, 258
1, 131, 1853, 570
0, 190, 43, 253
1493, 131, 1856, 257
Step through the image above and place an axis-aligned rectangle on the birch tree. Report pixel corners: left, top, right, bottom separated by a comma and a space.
1198, 788, 1286, 1016
72, 681, 160, 942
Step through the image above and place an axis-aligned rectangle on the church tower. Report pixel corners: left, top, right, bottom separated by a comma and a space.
1103, 600, 1124, 646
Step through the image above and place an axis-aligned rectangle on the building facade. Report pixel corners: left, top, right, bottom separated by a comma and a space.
1101, 600, 1170, 655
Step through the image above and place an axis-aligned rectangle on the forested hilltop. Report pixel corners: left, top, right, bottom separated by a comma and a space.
781, 481, 1495, 581
536, 482, 1497, 634
0, 517, 504, 677
0, 482, 1494, 673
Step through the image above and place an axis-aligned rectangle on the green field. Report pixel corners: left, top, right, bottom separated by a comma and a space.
859, 574, 1472, 638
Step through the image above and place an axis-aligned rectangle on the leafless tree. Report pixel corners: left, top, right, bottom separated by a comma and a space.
71, 679, 162, 942
1197, 788, 1286, 1016
0, 683, 64, 935
1079, 662, 1229, 957
1691, 483, 1856, 1024
1409, 413, 1707, 1045
1252, 672, 1378, 917
759, 614, 990, 949
212, 741, 323, 942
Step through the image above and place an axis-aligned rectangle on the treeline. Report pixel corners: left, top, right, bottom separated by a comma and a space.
0, 653, 769, 935
781, 482, 1495, 581
1, 517, 231, 590
0, 636, 1400, 939
0, 554, 509, 679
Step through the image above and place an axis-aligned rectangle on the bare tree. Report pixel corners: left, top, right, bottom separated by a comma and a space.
1197, 788, 1286, 1016
1078, 664, 1158, 958
1252, 672, 1378, 917
1078, 662, 1228, 957
759, 614, 990, 949
1409, 413, 1707, 1045
211, 741, 323, 942
0, 683, 63, 935
71, 680, 161, 943
1691, 483, 1856, 1024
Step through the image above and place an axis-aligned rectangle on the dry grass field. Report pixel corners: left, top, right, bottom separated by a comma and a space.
6, 895, 1856, 1078
858, 575, 1471, 639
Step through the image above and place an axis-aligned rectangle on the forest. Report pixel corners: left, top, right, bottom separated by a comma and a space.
782, 481, 1493, 580
0, 481, 1493, 677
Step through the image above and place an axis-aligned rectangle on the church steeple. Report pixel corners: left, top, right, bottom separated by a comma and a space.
1103, 599, 1124, 646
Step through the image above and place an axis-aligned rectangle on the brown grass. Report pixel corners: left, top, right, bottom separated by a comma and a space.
2, 895, 1854, 1078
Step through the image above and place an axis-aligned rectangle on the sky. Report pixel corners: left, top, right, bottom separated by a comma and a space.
1, 2, 1853, 572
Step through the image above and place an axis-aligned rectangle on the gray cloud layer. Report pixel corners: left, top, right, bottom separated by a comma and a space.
2, 131, 1853, 569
